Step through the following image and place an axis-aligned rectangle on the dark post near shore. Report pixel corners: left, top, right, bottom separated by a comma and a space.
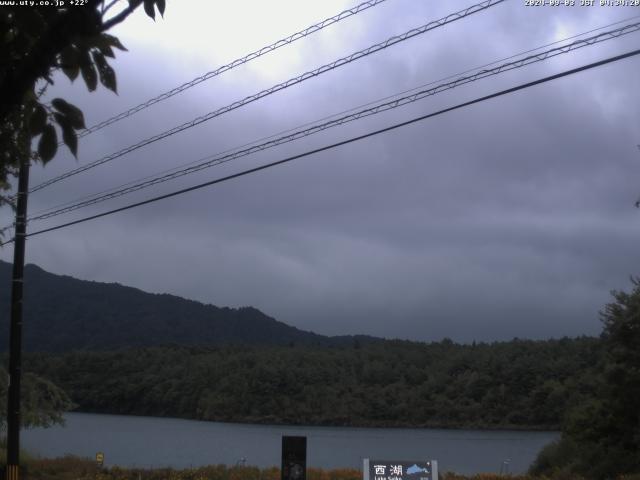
281, 436, 307, 480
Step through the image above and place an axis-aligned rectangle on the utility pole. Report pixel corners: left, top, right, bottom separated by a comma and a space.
5, 158, 30, 480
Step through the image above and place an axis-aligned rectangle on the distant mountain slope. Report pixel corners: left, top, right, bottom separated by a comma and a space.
0, 261, 375, 351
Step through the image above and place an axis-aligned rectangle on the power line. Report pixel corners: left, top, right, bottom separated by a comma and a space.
3, 48, 636, 245
76, 0, 391, 139
29, 20, 640, 220
28, 0, 505, 195
28, 14, 640, 221
26, 21, 640, 223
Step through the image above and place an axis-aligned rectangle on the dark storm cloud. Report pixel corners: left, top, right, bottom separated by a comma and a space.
3, 0, 639, 342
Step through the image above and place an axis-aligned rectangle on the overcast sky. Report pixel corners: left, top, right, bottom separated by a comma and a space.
2, 0, 639, 342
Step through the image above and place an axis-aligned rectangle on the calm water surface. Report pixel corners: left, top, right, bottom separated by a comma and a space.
22, 413, 558, 475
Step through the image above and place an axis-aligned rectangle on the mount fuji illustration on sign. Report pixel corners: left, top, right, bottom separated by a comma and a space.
406, 465, 430, 475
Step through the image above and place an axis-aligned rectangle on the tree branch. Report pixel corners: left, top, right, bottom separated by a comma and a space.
102, 0, 122, 16
101, 0, 143, 31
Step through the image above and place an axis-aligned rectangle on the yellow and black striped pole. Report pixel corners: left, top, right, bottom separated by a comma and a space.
5, 464, 20, 480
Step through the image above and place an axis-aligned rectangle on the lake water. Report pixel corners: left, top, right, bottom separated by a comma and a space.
22, 413, 558, 475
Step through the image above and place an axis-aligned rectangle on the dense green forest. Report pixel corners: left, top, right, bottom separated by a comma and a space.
25, 337, 600, 430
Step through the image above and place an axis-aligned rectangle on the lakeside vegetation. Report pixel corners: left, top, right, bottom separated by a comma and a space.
526, 279, 640, 478
10, 456, 640, 480
24, 336, 600, 430
0, 368, 74, 430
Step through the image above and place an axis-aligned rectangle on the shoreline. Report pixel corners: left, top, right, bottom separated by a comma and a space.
62, 410, 562, 433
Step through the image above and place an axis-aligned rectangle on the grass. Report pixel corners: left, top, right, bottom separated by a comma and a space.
1, 454, 639, 479
0, 437, 34, 466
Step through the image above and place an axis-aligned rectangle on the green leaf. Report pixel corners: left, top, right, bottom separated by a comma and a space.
102, 33, 127, 52
51, 98, 85, 130
29, 104, 47, 136
59, 45, 80, 81
80, 61, 97, 92
62, 127, 77, 158
92, 49, 107, 69
92, 51, 117, 94
90, 34, 116, 58
100, 63, 117, 93
155, 0, 165, 17
38, 124, 57, 163
101, 43, 115, 58
54, 113, 78, 158
62, 64, 80, 82
143, 0, 156, 20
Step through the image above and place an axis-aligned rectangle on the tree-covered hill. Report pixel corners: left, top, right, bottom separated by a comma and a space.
0, 261, 376, 351
25, 337, 601, 429
0, 261, 608, 431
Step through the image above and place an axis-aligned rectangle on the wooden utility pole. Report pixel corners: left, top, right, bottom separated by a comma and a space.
5, 159, 30, 480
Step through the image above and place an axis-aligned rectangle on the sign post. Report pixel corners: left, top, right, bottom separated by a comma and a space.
363, 459, 438, 480
281, 436, 306, 480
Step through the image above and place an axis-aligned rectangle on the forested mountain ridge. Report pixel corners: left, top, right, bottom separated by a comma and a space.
25, 337, 601, 430
0, 261, 605, 430
0, 261, 377, 351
